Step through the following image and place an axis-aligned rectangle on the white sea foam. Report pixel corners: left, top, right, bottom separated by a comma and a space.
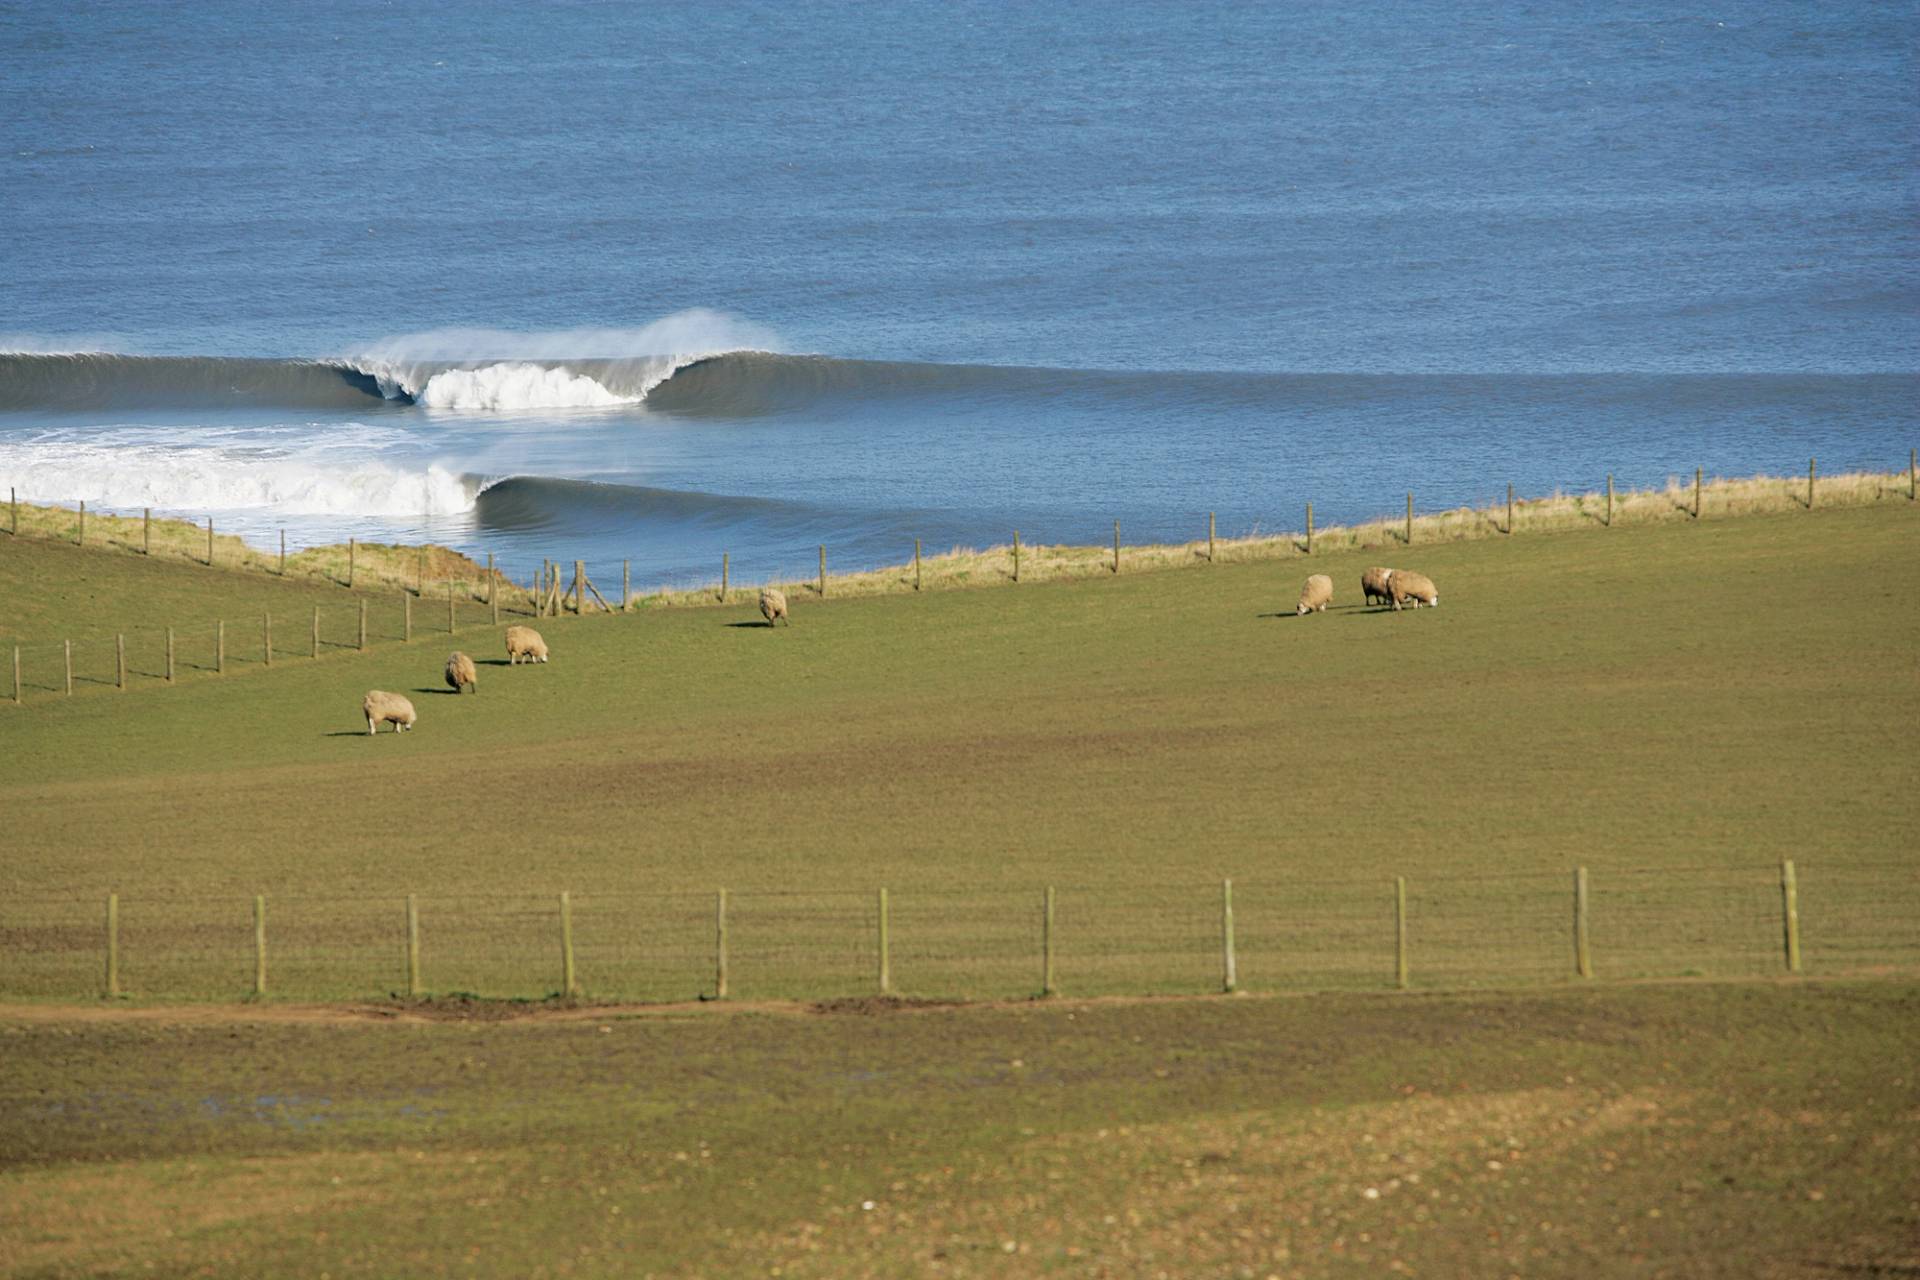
0, 436, 478, 517
343, 310, 782, 411
412, 362, 634, 410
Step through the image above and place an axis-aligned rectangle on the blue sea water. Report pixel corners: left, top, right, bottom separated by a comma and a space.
2, 0, 1914, 586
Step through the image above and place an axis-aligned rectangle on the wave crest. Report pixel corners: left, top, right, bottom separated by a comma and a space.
410, 362, 636, 410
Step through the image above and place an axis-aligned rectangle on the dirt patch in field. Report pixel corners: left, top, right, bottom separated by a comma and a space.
809, 995, 968, 1016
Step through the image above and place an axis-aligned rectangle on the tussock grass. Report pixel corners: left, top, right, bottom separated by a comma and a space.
9, 468, 1913, 614
0, 499, 512, 603
646, 468, 1919, 606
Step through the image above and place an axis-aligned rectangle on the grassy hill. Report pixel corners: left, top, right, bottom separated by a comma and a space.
1, 499, 1914, 1000
3, 494, 1917, 1278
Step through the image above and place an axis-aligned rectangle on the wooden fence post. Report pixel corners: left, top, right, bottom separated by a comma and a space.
1012, 530, 1020, 582
116, 634, 125, 689
263, 613, 272, 667
560, 892, 578, 997
1112, 521, 1120, 574
165, 629, 174, 683
206, 517, 213, 566
715, 889, 729, 999
311, 607, 319, 658
1695, 467, 1703, 518
348, 538, 356, 588
406, 894, 422, 997
78, 499, 85, 546
818, 545, 826, 598
144, 507, 151, 554
1405, 493, 1413, 545
1394, 876, 1409, 990
489, 553, 499, 624
11, 645, 19, 705
217, 621, 225, 674
1808, 457, 1816, 509
105, 892, 119, 998
622, 560, 631, 612
877, 888, 891, 995
1507, 483, 1515, 534
913, 540, 921, 591
9, 486, 15, 536
254, 895, 267, 997
357, 600, 367, 651
1910, 448, 1916, 501
1781, 860, 1801, 973
1208, 512, 1216, 563
279, 529, 285, 575
1042, 886, 1058, 997
1306, 502, 1313, 554
1607, 474, 1614, 527
1574, 866, 1592, 979
721, 552, 730, 601
64, 639, 72, 695
1221, 879, 1237, 994
403, 592, 412, 643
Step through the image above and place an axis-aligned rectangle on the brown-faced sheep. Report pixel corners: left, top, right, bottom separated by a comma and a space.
760, 587, 789, 626
505, 625, 549, 664
1361, 566, 1395, 608
363, 690, 416, 735
445, 651, 477, 694
1296, 573, 1334, 615
1390, 570, 1439, 609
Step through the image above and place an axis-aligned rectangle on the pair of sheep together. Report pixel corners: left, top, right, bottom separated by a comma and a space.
1296, 567, 1439, 615
362, 625, 551, 735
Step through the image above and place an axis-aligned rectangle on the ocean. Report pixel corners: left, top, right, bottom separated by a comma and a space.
3, 0, 1914, 589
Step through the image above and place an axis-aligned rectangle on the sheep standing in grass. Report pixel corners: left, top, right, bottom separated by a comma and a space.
1296, 574, 1334, 615
363, 690, 416, 735
1390, 570, 1439, 609
1361, 566, 1396, 608
505, 625, 549, 664
445, 651, 477, 694
760, 587, 789, 626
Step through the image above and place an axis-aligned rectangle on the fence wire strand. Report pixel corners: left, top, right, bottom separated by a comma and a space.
4, 863, 1912, 1003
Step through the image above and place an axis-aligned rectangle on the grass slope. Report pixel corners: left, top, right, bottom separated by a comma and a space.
2, 502, 1915, 999
1, 983, 1916, 1278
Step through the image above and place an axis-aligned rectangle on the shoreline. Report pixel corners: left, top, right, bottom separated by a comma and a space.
3, 465, 1914, 611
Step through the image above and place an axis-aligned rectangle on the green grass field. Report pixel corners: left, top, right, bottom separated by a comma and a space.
2, 501, 1917, 1000
3, 497, 1918, 1276
2, 983, 1916, 1278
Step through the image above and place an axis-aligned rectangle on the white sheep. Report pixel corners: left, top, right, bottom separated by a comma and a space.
760, 587, 789, 626
445, 651, 478, 694
1390, 570, 1439, 609
505, 625, 549, 664
1361, 566, 1395, 608
1296, 573, 1334, 615
363, 690, 416, 735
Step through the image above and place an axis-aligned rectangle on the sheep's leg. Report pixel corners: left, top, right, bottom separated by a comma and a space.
368, 716, 377, 736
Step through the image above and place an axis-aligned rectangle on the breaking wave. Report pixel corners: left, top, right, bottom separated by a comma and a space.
0, 437, 482, 517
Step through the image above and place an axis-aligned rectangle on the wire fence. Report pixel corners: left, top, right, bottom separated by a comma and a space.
4, 860, 1913, 1004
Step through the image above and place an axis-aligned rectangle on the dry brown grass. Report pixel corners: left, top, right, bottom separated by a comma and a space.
1, 498, 517, 603
8, 468, 1913, 614
648, 468, 1918, 607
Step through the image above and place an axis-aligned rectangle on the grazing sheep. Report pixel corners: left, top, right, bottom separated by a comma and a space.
760, 587, 789, 626
1390, 570, 1439, 610
1361, 566, 1396, 608
363, 690, 416, 736
505, 625, 549, 664
445, 650, 477, 694
1296, 573, 1334, 615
